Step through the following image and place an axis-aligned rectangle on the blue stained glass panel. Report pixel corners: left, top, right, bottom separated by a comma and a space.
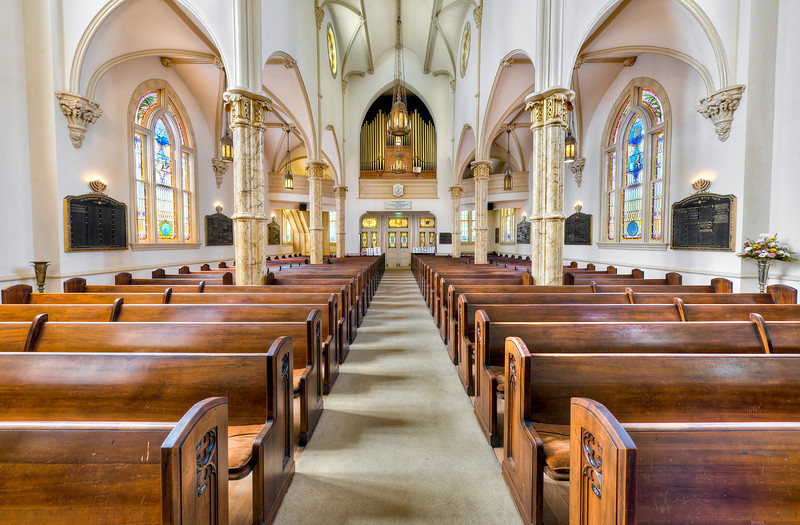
641, 89, 663, 124
154, 118, 174, 186
625, 117, 643, 186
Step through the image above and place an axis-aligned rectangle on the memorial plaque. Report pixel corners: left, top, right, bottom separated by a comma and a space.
267, 218, 280, 245
564, 212, 592, 245
205, 212, 233, 246
671, 192, 736, 251
439, 232, 452, 245
64, 193, 128, 251
516, 220, 531, 244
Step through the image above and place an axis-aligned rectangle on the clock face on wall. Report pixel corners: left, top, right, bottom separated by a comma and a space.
459, 23, 470, 78
327, 24, 338, 77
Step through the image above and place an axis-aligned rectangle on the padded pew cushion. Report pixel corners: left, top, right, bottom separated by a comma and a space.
293, 369, 303, 398
228, 424, 263, 473
531, 423, 570, 481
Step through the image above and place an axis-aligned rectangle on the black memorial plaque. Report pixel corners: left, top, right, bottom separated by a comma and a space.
564, 212, 592, 245
205, 212, 233, 246
267, 218, 280, 245
671, 193, 736, 251
516, 220, 531, 244
439, 232, 452, 245
64, 193, 128, 251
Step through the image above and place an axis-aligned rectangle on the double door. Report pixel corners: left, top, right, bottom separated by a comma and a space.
386, 228, 410, 267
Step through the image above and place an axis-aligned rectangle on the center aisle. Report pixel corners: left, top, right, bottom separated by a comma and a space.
274, 267, 522, 524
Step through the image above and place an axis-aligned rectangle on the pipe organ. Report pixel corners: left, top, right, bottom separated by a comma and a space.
360, 108, 436, 177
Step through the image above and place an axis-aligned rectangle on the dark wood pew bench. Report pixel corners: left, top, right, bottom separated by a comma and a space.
570, 397, 800, 524
117, 271, 234, 286
0, 397, 228, 525
503, 346, 800, 525
0, 319, 322, 447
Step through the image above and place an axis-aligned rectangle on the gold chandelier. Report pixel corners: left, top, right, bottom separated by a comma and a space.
387, 0, 410, 137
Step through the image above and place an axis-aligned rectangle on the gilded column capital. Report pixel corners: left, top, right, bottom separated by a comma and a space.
315, 5, 325, 30
333, 185, 348, 197
211, 158, 229, 188
525, 88, 574, 128
470, 160, 492, 180
568, 157, 586, 187
449, 185, 463, 198
223, 89, 272, 126
695, 85, 745, 142
54, 91, 103, 149
306, 160, 326, 178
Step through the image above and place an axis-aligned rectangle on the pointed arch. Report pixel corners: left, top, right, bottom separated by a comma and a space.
264, 51, 318, 160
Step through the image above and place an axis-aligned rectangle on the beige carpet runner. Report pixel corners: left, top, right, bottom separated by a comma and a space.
273, 268, 522, 524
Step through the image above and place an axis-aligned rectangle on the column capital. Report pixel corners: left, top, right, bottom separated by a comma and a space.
470, 160, 492, 179
223, 89, 272, 125
449, 185, 463, 197
306, 160, 327, 178
54, 91, 103, 148
333, 185, 348, 196
695, 85, 745, 142
525, 88, 574, 127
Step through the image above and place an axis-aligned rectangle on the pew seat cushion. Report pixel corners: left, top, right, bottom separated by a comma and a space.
489, 366, 505, 398
531, 422, 570, 481
228, 424, 263, 471
293, 369, 303, 397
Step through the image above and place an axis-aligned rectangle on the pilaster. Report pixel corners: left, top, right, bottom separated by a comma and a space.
333, 185, 348, 258
471, 160, 491, 265
449, 186, 463, 258
307, 160, 326, 264
223, 88, 271, 285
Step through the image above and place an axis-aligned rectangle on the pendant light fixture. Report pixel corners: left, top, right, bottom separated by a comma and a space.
503, 128, 513, 191
219, 110, 233, 162
387, 0, 411, 138
564, 109, 576, 163
283, 128, 294, 190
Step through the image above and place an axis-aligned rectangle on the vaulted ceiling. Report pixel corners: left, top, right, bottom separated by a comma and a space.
323, 0, 476, 81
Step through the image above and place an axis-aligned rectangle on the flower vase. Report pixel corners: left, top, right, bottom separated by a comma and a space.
757, 259, 770, 293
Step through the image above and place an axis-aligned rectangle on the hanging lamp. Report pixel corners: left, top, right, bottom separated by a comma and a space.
386, 0, 411, 137
219, 111, 233, 162
503, 128, 513, 191
283, 128, 294, 190
564, 109, 576, 163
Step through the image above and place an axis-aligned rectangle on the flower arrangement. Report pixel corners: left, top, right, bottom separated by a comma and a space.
737, 234, 796, 262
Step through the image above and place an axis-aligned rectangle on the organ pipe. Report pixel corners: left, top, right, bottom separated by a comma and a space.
360, 108, 435, 173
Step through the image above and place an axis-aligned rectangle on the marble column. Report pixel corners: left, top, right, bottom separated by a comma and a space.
471, 160, 491, 265
449, 185, 463, 258
333, 185, 347, 258
307, 160, 325, 264
526, 89, 571, 285
224, 89, 271, 285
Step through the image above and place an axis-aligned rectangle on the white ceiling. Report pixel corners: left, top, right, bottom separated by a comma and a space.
324, 0, 475, 80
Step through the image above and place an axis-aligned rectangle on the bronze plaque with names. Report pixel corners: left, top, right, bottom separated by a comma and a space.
64, 193, 128, 252
564, 212, 592, 245
267, 218, 280, 245
516, 220, 531, 244
439, 232, 452, 245
671, 193, 736, 251
205, 212, 233, 246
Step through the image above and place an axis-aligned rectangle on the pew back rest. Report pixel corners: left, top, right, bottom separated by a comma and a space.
507, 341, 800, 426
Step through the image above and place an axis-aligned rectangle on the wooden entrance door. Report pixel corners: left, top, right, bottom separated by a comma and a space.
386, 229, 410, 266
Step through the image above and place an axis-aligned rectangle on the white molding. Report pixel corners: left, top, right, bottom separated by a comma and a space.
596, 242, 668, 251
130, 242, 202, 251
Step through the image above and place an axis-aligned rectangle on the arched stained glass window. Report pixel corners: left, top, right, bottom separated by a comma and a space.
602, 79, 670, 245
129, 81, 195, 245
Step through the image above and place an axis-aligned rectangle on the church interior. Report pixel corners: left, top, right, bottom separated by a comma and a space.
2, 0, 800, 523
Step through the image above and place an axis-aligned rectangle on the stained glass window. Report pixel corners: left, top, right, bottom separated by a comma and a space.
400, 231, 408, 248
136, 90, 159, 125
651, 132, 665, 240
167, 101, 187, 145
499, 208, 514, 243
429, 232, 435, 245
612, 98, 630, 144
641, 89, 663, 124
622, 117, 644, 239
361, 217, 377, 228
283, 211, 293, 243
389, 232, 396, 249
370, 232, 378, 248
361, 232, 368, 249
420, 232, 425, 246
388, 217, 408, 228
329, 212, 337, 243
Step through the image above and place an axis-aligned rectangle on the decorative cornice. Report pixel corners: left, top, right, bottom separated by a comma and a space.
223, 90, 272, 126
54, 91, 103, 149
695, 85, 745, 142
211, 158, 229, 189
568, 157, 586, 187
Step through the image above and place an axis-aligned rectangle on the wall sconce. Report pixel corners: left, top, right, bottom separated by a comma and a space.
88, 179, 107, 193
574, 201, 583, 213
691, 177, 711, 193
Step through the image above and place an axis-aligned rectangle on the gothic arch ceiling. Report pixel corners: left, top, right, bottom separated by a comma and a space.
572, 0, 725, 139
323, 0, 476, 81
80, 0, 224, 133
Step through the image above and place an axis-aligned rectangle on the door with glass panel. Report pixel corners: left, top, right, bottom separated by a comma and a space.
386, 216, 410, 266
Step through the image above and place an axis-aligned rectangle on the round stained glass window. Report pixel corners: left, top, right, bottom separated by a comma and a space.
160, 221, 173, 237
626, 221, 639, 238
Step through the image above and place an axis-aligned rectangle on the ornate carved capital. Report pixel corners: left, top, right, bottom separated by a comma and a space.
449, 185, 463, 198
333, 185, 348, 198
568, 157, 586, 187
55, 91, 103, 149
470, 160, 491, 180
211, 158, 229, 188
526, 99, 545, 126
473, 5, 483, 29
306, 160, 326, 179
223, 90, 272, 126
695, 85, 745, 142
315, 5, 325, 30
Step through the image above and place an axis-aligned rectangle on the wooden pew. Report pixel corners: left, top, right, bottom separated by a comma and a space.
502, 345, 800, 525
570, 397, 800, 524
563, 269, 646, 285
473, 304, 800, 446
117, 271, 234, 286
0, 301, 341, 395
0, 319, 322, 447
0, 396, 229, 525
